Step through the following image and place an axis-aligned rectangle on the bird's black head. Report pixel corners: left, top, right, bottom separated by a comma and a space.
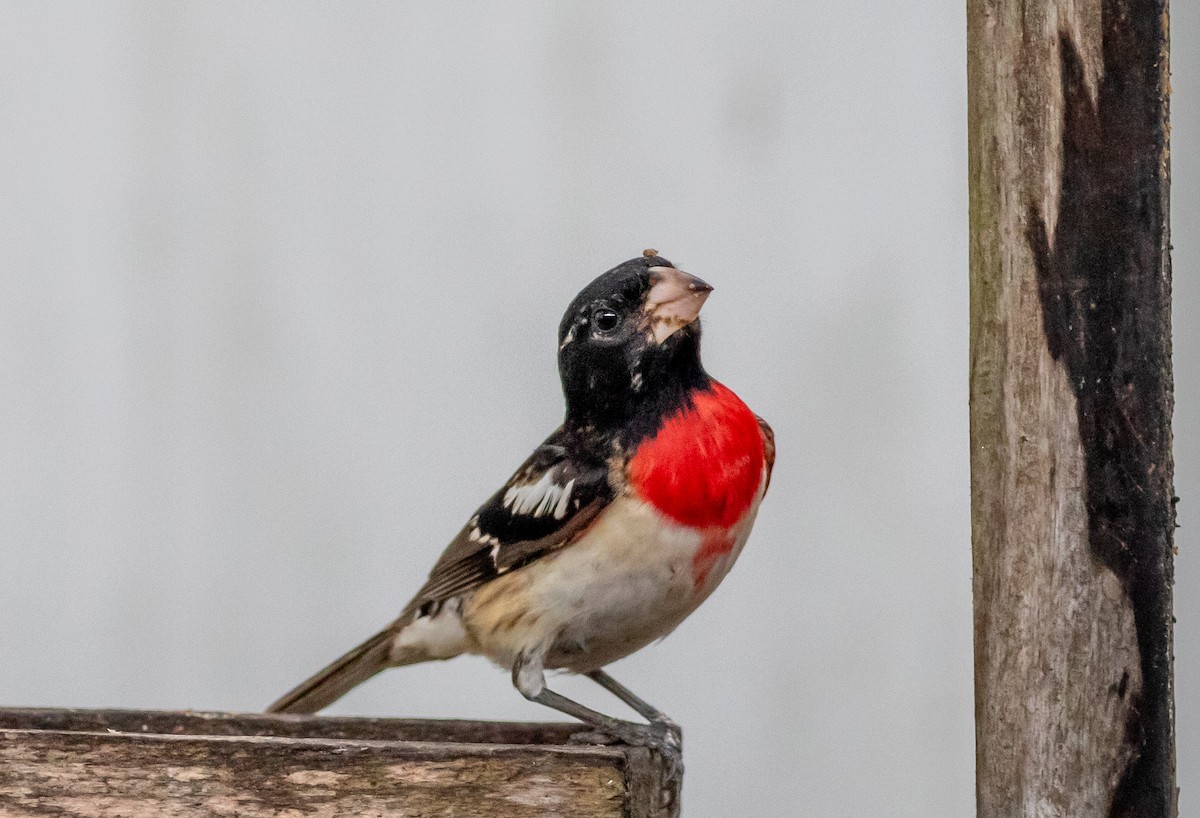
557, 252, 713, 433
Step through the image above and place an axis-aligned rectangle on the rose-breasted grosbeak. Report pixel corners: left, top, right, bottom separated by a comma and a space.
269, 251, 774, 770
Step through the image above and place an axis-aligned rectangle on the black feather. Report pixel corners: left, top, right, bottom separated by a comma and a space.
402, 426, 613, 615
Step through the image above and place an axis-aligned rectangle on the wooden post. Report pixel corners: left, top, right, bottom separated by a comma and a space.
0, 708, 680, 817
968, 0, 1175, 815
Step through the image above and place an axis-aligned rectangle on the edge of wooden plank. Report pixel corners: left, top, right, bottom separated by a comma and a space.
0, 706, 580, 745
0, 724, 628, 762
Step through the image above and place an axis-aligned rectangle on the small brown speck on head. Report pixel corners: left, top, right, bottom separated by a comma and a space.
642, 248, 658, 258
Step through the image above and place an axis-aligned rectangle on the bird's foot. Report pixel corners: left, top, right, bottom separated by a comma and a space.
643, 720, 683, 784
626, 721, 683, 814
570, 720, 683, 788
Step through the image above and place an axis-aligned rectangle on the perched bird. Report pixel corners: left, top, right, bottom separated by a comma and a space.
268, 252, 775, 766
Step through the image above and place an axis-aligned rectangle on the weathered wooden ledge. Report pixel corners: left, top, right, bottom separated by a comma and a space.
0, 707, 679, 817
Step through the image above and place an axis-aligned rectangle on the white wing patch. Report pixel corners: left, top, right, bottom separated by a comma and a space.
468, 527, 501, 546
503, 471, 577, 520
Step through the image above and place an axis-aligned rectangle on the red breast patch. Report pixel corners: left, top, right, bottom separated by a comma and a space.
627, 381, 765, 531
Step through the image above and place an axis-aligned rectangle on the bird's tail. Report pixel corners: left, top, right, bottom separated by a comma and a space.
267, 627, 398, 714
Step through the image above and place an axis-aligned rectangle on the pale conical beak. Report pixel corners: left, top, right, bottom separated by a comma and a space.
644, 265, 713, 344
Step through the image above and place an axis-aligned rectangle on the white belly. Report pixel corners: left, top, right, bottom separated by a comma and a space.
462, 492, 759, 672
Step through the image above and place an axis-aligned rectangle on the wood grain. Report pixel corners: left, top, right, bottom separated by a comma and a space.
0, 708, 580, 746
969, 0, 1174, 815
0, 709, 679, 818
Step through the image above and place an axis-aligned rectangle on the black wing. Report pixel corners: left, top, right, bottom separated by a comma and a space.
402, 427, 613, 617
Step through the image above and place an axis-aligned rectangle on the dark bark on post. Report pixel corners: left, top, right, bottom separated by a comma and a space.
968, 0, 1175, 815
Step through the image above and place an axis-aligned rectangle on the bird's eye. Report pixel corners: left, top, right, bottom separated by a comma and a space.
592, 308, 620, 333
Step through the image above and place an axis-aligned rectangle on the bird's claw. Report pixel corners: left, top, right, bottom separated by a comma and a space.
654, 717, 682, 750
644, 720, 682, 756
567, 720, 683, 798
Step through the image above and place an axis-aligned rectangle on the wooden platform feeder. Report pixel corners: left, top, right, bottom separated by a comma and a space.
0, 708, 679, 817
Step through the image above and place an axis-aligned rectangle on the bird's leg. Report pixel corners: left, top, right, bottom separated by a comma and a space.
585, 668, 680, 742
511, 654, 683, 766
512, 653, 684, 804
513, 652, 636, 736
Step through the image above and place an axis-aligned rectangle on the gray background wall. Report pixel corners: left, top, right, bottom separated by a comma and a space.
0, 3, 1194, 815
